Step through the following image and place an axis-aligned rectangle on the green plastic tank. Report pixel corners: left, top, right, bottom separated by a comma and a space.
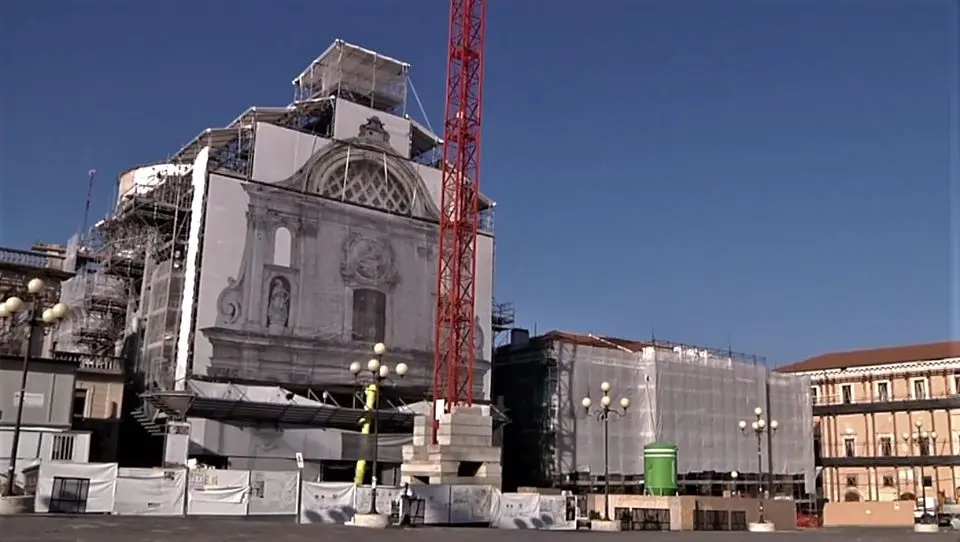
643, 442, 678, 496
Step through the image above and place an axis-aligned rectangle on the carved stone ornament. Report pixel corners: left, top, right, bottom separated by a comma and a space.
340, 232, 398, 288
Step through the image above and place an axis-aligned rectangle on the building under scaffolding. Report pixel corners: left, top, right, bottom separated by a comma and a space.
52, 39, 501, 470
493, 330, 815, 499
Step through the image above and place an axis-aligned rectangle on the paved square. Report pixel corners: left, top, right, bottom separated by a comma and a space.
1, 516, 949, 541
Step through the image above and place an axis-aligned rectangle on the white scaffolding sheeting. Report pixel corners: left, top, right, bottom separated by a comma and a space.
292, 39, 408, 110
553, 340, 815, 491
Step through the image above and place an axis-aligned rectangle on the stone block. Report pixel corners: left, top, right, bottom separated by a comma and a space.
436, 435, 492, 447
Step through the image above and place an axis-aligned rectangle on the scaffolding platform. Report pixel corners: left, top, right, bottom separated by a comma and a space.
293, 39, 409, 112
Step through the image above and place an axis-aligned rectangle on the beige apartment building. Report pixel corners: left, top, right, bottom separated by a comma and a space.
779, 341, 960, 504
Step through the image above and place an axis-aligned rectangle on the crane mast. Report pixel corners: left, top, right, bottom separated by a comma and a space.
433, 0, 487, 429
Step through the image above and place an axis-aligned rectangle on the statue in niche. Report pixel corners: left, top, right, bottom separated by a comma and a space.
266, 276, 291, 332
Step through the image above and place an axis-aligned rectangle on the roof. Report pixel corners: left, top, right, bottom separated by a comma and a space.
541, 330, 654, 352
777, 341, 960, 374
142, 380, 415, 433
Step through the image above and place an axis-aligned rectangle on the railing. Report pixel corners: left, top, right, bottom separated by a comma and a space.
0, 247, 64, 270
819, 441, 956, 459
53, 351, 124, 374
814, 390, 959, 406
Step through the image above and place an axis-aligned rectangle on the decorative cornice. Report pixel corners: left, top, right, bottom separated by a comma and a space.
797, 357, 960, 382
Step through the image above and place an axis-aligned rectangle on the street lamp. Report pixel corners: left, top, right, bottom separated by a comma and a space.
348, 342, 408, 516
903, 421, 937, 523
581, 381, 630, 523
0, 278, 68, 496
739, 407, 778, 523
730, 470, 739, 497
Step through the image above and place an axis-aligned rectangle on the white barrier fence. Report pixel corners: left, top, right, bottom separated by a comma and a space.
27, 462, 574, 529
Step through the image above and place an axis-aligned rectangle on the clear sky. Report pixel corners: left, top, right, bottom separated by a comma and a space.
1, 1, 957, 365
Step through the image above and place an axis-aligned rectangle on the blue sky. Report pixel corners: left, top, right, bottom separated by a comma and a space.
1, 1, 957, 365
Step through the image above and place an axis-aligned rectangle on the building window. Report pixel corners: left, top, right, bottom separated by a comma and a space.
882, 475, 895, 488
953, 374, 960, 395
273, 226, 292, 267
73, 389, 88, 418
844, 436, 856, 457
810, 386, 819, 405
840, 384, 854, 404
919, 436, 931, 456
351, 289, 386, 342
911, 377, 929, 399
875, 381, 891, 401
845, 474, 858, 487
879, 436, 893, 457
922, 476, 933, 488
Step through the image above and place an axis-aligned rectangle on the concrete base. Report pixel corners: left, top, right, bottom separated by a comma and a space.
0, 495, 33, 515
913, 523, 939, 533
401, 407, 502, 488
590, 519, 621, 532
349, 513, 390, 529
747, 521, 776, 532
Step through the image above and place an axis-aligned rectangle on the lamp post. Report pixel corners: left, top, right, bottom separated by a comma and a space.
738, 407, 778, 523
0, 278, 68, 496
902, 420, 937, 523
348, 342, 408, 515
730, 470, 739, 497
581, 381, 630, 523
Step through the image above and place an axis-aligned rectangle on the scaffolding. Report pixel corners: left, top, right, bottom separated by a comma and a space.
293, 39, 409, 115
491, 300, 516, 348
55, 162, 194, 360
493, 331, 815, 499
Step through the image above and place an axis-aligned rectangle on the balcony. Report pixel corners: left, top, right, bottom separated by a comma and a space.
812, 390, 960, 415
53, 351, 124, 375
818, 440, 960, 467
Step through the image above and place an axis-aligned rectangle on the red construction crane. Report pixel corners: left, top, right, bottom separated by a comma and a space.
433, 0, 487, 428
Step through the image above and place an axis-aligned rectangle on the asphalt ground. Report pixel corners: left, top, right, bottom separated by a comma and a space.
0, 516, 952, 541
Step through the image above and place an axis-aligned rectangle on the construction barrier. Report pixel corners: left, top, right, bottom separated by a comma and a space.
23, 462, 574, 529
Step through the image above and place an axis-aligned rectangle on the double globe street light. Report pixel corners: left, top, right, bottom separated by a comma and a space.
581, 381, 630, 524
738, 407, 778, 524
902, 420, 938, 523
348, 342, 408, 516
0, 278, 68, 496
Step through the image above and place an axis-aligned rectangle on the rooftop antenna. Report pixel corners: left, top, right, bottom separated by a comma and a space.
80, 169, 97, 242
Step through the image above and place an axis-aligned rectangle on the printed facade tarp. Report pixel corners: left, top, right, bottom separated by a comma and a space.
114, 467, 186, 516
186, 469, 250, 516
34, 461, 118, 514
248, 470, 299, 515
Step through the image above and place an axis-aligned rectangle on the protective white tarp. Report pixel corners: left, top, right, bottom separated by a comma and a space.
415, 484, 455, 524
186, 469, 250, 516
248, 470, 299, 516
114, 468, 186, 516
450, 484, 495, 524
553, 341, 816, 492
491, 493, 575, 530
355, 486, 402, 517
34, 462, 118, 514
299, 482, 356, 524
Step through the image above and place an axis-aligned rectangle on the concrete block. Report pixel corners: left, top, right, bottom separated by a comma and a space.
427, 445, 502, 463
436, 435, 492, 447
436, 426, 492, 438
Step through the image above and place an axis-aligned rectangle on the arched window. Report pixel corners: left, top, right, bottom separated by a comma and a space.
318, 158, 411, 215
352, 288, 386, 342
273, 226, 292, 267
